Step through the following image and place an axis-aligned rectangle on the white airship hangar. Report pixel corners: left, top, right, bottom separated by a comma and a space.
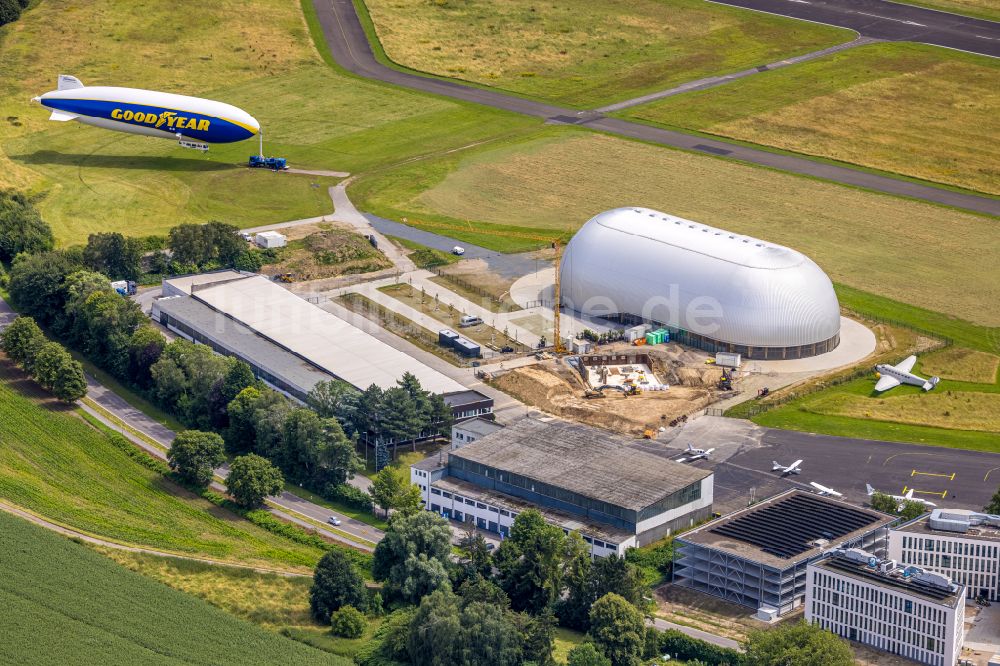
559, 207, 842, 360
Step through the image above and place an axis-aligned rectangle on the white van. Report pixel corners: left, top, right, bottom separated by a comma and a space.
459, 315, 483, 327
452, 246, 465, 255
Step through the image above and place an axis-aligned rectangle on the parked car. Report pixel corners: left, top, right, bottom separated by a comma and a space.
327, 516, 342, 526
452, 246, 465, 255
459, 315, 483, 327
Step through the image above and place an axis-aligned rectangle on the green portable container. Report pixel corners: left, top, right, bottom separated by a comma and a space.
645, 332, 657, 345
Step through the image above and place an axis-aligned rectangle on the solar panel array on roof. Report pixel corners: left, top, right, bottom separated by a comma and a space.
710, 493, 880, 559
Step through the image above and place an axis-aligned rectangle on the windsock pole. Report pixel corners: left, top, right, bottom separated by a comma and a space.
258, 130, 263, 159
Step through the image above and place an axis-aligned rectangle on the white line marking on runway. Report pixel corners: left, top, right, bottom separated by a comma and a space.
855, 11, 927, 26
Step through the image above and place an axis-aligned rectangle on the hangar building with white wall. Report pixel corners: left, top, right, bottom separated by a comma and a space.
559, 207, 842, 360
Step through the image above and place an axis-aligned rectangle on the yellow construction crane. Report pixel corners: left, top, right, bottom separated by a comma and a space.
399, 217, 569, 354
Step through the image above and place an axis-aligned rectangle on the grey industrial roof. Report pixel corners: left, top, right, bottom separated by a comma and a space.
813, 555, 963, 607
455, 417, 504, 438
895, 513, 1000, 542
432, 476, 633, 545
190, 275, 466, 394
442, 390, 492, 407
448, 418, 710, 511
163, 270, 248, 295
678, 489, 894, 569
155, 295, 335, 396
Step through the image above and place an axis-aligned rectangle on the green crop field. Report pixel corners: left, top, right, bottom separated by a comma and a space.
624, 43, 1000, 195
350, 128, 1000, 327
0, 0, 536, 245
361, 0, 851, 107
0, 512, 344, 666
0, 358, 323, 569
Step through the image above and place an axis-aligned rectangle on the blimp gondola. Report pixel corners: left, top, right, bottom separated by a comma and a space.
32, 74, 260, 152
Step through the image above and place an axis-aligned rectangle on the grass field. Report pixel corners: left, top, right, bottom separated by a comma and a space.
917, 347, 999, 383
624, 43, 1000, 194
100, 549, 318, 629
350, 128, 1000, 326
745, 340, 1000, 452
361, 0, 851, 107
0, 512, 343, 666
0, 0, 536, 245
0, 358, 323, 569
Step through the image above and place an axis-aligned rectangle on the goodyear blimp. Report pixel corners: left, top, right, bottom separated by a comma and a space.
32, 74, 260, 151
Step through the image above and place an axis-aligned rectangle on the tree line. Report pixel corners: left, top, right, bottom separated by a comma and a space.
310, 509, 853, 666
0, 317, 86, 402
0, 0, 30, 29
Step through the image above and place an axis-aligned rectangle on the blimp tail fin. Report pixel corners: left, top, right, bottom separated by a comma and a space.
57, 74, 84, 91
49, 110, 79, 122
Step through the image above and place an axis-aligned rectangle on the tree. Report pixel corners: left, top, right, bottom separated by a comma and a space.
310, 549, 368, 623
330, 606, 367, 638
381, 386, 421, 444
986, 487, 1000, 514
0, 190, 53, 261
7, 250, 83, 326
590, 554, 647, 609
307, 379, 358, 425
225, 386, 263, 454
0, 315, 46, 370
82, 232, 143, 280
373, 511, 452, 603
227, 453, 283, 508
457, 527, 493, 581
151, 339, 230, 428
127, 325, 166, 389
428, 392, 454, 438
588, 593, 645, 666
233, 249, 263, 273
407, 588, 462, 666
567, 643, 611, 666
743, 620, 853, 666
870, 491, 928, 521
495, 510, 567, 614
557, 532, 594, 630
0, 0, 22, 26
369, 465, 423, 518
167, 430, 226, 488
459, 601, 525, 666
220, 359, 257, 408
27, 341, 86, 402
899, 499, 928, 521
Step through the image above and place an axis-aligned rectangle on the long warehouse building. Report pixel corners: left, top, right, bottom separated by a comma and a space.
152, 272, 476, 402
560, 207, 841, 360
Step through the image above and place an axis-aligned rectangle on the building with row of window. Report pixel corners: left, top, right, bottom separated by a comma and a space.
889, 508, 1000, 602
672, 489, 893, 617
411, 417, 713, 557
806, 548, 965, 666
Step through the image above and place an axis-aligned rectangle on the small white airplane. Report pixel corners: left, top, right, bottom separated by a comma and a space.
772, 459, 802, 475
682, 444, 715, 462
810, 482, 843, 497
874, 355, 939, 393
866, 483, 938, 510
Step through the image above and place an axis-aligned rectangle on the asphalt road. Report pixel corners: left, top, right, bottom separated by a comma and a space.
708, 0, 1000, 56
312, 0, 1000, 216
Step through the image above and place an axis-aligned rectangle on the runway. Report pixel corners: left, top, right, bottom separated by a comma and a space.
707, 0, 1000, 57
311, 0, 1000, 217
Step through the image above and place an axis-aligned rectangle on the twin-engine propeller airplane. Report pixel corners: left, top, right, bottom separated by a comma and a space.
772, 459, 802, 475
874, 355, 939, 393
681, 444, 715, 462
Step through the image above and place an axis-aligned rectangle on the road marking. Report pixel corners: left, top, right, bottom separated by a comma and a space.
786, 0, 811, 4
854, 10, 926, 26
908, 488, 949, 498
911, 470, 955, 480
984, 466, 1000, 482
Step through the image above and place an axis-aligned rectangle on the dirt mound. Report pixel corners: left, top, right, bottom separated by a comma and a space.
493, 362, 714, 435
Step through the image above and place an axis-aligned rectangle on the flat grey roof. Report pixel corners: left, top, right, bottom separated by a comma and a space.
155, 295, 335, 396
432, 476, 633, 544
895, 514, 1000, 543
449, 418, 710, 511
455, 418, 503, 438
163, 270, 247, 295
678, 489, 894, 569
813, 556, 963, 607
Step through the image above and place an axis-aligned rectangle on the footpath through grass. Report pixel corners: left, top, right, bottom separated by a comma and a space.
350, 128, 1000, 327
361, 0, 851, 108
0, 0, 537, 245
0, 512, 343, 666
0, 359, 323, 569
624, 43, 1000, 195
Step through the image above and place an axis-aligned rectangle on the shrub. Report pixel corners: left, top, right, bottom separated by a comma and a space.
325, 482, 373, 510
330, 605, 367, 638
